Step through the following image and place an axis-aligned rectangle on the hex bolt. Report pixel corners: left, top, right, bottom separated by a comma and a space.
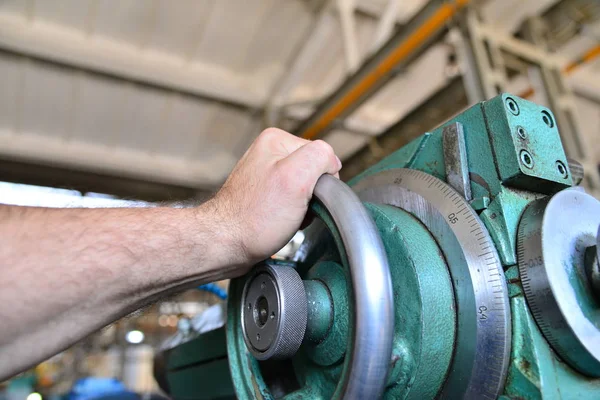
556, 160, 568, 179
520, 150, 534, 169
505, 97, 520, 115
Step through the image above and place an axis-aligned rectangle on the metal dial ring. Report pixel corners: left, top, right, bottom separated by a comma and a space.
352, 168, 511, 399
517, 188, 600, 376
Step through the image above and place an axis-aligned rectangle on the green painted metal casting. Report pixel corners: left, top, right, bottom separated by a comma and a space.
227, 199, 456, 399
161, 94, 600, 399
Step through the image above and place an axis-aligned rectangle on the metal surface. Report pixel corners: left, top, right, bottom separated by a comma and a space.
443, 121, 472, 201
225, 174, 394, 400
353, 168, 511, 399
295, 197, 456, 399
303, 279, 333, 344
312, 174, 394, 400
162, 95, 600, 400
483, 94, 572, 193
502, 286, 600, 399
156, 327, 236, 400
241, 262, 307, 360
364, 203, 456, 399
163, 94, 600, 399
517, 189, 600, 376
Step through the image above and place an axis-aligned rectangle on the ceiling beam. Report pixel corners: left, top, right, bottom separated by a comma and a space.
336, 0, 360, 73
370, 0, 401, 54
265, 0, 335, 126
0, 129, 235, 188
0, 13, 265, 110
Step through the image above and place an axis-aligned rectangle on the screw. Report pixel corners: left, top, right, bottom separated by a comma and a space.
556, 160, 568, 178
541, 110, 554, 128
516, 126, 527, 139
520, 150, 534, 169
505, 97, 520, 115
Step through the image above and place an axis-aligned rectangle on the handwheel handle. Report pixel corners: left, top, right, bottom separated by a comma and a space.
313, 174, 394, 400
239, 175, 394, 399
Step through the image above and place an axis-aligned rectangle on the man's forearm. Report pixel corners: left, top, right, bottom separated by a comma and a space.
0, 202, 241, 379
0, 128, 341, 380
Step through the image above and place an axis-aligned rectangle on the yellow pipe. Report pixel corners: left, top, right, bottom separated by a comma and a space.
564, 45, 600, 74
300, 0, 471, 140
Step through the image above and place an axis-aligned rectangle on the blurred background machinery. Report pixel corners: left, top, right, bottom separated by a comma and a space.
0, 0, 599, 398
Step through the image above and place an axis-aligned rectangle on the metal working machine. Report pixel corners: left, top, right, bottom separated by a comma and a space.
155, 94, 600, 399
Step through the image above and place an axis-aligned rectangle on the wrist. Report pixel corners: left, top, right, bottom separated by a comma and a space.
194, 198, 252, 274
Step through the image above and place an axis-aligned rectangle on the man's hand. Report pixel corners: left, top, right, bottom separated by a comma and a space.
0, 127, 341, 380
205, 128, 341, 267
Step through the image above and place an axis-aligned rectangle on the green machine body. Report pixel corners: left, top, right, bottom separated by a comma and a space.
155, 94, 600, 399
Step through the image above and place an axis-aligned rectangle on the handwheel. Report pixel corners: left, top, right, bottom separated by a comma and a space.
227, 174, 395, 399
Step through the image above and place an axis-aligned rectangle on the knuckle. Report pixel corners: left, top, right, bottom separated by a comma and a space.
310, 140, 332, 158
257, 128, 278, 144
312, 140, 337, 166
259, 127, 285, 141
313, 139, 333, 154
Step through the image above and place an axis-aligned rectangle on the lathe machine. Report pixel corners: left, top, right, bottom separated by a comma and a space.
155, 94, 600, 399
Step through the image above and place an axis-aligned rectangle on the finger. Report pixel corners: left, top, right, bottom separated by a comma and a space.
277, 140, 342, 197
255, 128, 311, 157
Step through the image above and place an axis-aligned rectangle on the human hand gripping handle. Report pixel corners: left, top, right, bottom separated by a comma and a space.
0, 128, 341, 380
204, 127, 342, 273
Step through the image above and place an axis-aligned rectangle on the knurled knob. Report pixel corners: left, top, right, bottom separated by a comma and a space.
241, 261, 307, 360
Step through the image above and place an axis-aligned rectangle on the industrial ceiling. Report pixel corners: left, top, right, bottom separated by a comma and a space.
0, 0, 598, 200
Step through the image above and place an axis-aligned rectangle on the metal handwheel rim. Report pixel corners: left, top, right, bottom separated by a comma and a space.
228, 174, 395, 400
312, 174, 395, 400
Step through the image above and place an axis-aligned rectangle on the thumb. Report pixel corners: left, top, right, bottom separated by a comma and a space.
276, 140, 342, 200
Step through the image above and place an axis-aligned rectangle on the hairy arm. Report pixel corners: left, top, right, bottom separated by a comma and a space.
0, 128, 341, 380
